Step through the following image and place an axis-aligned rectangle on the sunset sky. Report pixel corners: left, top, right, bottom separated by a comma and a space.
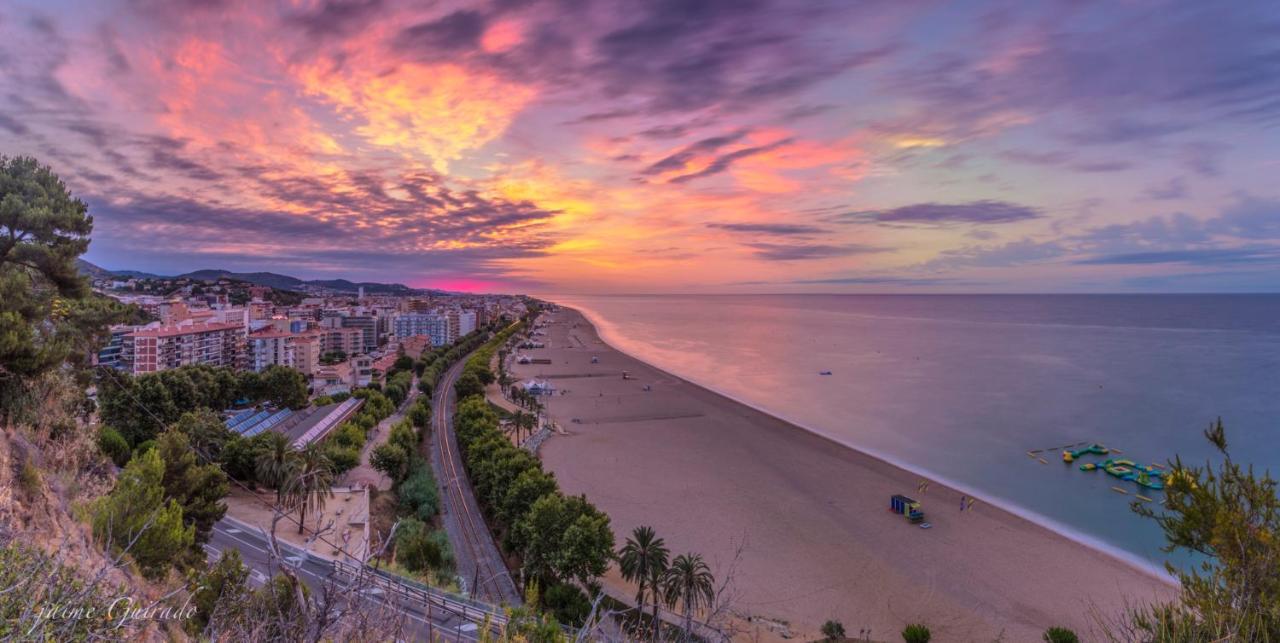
2, 0, 1278, 293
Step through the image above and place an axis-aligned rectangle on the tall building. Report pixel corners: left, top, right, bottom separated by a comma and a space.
340, 315, 378, 353
249, 327, 322, 374
446, 309, 477, 342
393, 313, 451, 346
323, 327, 364, 356
124, 322, 246, 374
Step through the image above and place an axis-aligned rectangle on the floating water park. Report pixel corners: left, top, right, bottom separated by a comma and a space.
1080, 458, 1166, 490
1028, 441, 1170, 497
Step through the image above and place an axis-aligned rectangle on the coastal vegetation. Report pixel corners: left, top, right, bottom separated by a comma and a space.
901, 623, 931, 642
821, 619, 847, 640
1043, 626, 1080, 642
451, 325, 610, 626
1107, 419, 1280, 641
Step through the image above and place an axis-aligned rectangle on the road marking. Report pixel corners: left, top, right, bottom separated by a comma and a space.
226, 528, 242, 534
213, 527, 267, 555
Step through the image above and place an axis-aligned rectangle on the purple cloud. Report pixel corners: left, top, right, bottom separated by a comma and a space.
841, 201, 1042, 225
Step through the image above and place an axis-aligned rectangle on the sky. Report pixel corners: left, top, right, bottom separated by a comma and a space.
1, 0, 1278, 293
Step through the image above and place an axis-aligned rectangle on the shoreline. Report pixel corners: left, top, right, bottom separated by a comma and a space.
518, 304, 1178, 640
569, 302, 1178, 586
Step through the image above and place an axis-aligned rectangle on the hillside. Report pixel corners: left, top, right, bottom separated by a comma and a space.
76, 260, 428, 294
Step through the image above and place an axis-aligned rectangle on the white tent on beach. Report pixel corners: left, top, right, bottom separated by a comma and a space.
520, 379, 556, 395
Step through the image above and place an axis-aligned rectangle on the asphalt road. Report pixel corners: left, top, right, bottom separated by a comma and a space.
207, 516, 487, 641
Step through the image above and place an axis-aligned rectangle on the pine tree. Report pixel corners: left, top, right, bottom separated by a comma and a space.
91, 448, 195, 579
156, 428, 229, 547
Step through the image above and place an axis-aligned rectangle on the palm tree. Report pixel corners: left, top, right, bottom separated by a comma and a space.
256, 431, 295, 504
514, 410, 537, 443
617, 525, 669, 639
661, 553, 716, 639
282, 442, 334, 534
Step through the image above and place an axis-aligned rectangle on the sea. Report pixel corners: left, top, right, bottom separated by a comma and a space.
546, 294, 1280, 576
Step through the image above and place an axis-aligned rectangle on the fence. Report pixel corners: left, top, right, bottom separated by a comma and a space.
331, 559, 509, 628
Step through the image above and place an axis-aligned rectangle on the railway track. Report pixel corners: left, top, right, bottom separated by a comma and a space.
433, 355, 521, 606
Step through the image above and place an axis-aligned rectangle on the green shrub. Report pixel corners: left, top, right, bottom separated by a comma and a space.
399, 462, 440, 520
544, 582, 591, 626
1043, 626, 1079, 643
902, 623, 931, 643
18, 457, 41, 497
324, 445, 360, 475
97, 426, 132, 467
821, 619, 847, 640
395, 518, 453, 574
331, 422, 366, 450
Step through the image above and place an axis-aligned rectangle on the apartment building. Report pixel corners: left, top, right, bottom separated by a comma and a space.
249, 327, 322, 374
340, 315, 378, 353
393, 312, 451, 346
323, 326, 365, 356
124, 322, 246, 374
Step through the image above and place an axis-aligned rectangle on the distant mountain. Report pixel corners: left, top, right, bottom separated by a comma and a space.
75, 259, 162, 280
78, 261, 430, 294
174, 269, 421, 294
76, 258, 113, 279
177, 269, 305, 290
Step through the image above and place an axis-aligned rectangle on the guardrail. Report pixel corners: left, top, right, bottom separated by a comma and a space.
332, 560, 509, 628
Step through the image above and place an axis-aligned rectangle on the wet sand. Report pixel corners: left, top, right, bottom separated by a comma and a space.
513, 307, 1176, 641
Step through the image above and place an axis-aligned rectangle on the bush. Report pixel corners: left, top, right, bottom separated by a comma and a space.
821, 619, 847, 640
399, 462, 441, 520
325, 445, 360, 475
97, 426, 132, 467
1043, 627, 1078, 643
18, 457, 41, 497
902, 623, 931, 643
330, 422, 366, 450
395, 517, 453, 574
544, 582, 591, 626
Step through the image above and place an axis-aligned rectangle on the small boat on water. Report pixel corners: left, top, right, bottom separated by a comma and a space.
819, 370, 833, 375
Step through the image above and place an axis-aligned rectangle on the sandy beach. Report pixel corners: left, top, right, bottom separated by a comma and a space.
510, 307, 1177, 641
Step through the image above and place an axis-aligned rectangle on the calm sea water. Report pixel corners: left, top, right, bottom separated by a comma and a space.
547, 294, 1280, 573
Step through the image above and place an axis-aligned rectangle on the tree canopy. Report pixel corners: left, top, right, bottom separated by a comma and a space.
0, 156, 121, 418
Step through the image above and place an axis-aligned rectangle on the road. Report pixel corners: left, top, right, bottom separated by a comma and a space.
431, 352, 523, 606
207, 516, 489, 641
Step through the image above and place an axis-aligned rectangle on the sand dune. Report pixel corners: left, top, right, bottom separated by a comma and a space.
512, 307, 1176, 641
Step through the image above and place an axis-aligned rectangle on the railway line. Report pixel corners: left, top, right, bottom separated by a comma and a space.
432, 353, 522, 606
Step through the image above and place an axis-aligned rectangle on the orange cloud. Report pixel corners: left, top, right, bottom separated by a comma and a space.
297, 61, 536, 170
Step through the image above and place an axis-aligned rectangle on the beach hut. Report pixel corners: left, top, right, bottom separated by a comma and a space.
890, 494, 925, 523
